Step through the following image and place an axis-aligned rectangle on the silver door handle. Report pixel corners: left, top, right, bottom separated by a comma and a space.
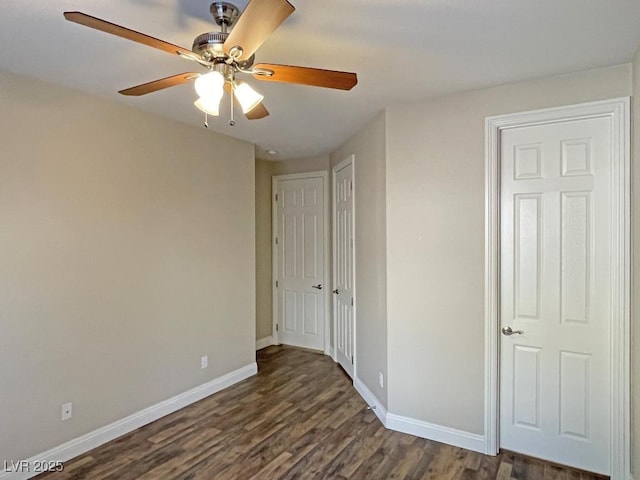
312, 284, 322, 290
332, 289, 339, 294
501, 326, 524, 336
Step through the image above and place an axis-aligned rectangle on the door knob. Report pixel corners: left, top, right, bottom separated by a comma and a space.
312, 284, 322, 290
501, 326, 524, 336
332, 289, 339, 294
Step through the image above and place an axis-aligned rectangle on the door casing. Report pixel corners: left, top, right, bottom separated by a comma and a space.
332, 155, 356, 376
272, 171, 330, 354
484, 98, 631, 478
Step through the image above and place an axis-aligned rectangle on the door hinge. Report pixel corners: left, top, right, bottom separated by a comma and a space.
351, 355, 354, 364
275, 193, 278, 202
350, 181, 353, 191
351, 297, 354, 306
276, 323, 279, 332
275, 237, 278, 245
275, 280, 279, 288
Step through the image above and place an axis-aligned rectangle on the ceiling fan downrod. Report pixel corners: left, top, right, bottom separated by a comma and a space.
210, 2, 240, 33
192, 3, 257, 70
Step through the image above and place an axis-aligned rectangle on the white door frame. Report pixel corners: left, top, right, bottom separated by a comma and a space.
272, 171, 330, 354
483, 98, 631, 478
332, 155, 356, 375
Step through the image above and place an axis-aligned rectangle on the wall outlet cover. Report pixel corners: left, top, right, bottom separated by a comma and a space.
61, 402, 72, 421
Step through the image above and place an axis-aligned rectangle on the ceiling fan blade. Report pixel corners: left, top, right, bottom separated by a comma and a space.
253, 63, 358, 90
63, 12, 193, 57
223, 0, 294, 61
119, 73, 199, 96
224, 83, 270, 119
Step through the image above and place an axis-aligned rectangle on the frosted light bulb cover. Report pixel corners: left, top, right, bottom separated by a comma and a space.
194, 71, 224, 100
194, 96, 221, 116
234, 82, 264, 114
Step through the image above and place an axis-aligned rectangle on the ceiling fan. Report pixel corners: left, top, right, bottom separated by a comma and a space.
63, 0, 358, 125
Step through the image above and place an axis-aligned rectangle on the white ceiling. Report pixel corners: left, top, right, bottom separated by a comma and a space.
2, 0, 640, 160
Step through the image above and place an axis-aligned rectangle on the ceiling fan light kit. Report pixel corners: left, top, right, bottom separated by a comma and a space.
63, 0, 358, 127
194, 70, 225, 115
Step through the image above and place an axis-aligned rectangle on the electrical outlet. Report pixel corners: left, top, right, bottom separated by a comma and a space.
379, 372, 384, 388
201, 355, 208, 369
61, 402, 72, 421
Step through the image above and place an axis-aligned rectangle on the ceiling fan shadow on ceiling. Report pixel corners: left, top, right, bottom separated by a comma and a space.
63, 0, 358, 127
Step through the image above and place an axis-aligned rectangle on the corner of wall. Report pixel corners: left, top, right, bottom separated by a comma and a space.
354, 376, 388, 426
631, 43, 640, 480
329, 110, 389, 409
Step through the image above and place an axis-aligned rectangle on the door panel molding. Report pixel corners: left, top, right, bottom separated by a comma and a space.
484, 98, 630, 478
272, 171, 330, 353
332, 155, 356, 377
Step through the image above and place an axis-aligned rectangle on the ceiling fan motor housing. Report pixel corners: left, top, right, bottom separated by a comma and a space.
192, 32, 228, 61
192, 32, 256, 68
194, 3, 254, 66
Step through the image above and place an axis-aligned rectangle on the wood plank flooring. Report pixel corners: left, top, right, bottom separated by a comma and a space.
37, 346, 607, 479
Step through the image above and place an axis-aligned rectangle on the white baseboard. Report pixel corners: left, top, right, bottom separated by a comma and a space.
353, 378, 628, 476
256, 336, 275, 350
352, 376, 484, 454
325, 346, 334, 358
354, 376, 387, 425
385, 413, 485, 454
0, 363, 257, 480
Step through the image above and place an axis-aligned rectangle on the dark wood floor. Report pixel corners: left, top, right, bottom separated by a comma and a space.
37, 345, 606, 479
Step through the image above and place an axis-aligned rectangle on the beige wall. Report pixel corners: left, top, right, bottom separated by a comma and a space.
271, 155, 330, 176
0, 71, 256, 462
330, 114, 388, 407
632, 49, 640, 477
254, 155, 330, 342
385, 64, 632, 434
255, 159, 274, 341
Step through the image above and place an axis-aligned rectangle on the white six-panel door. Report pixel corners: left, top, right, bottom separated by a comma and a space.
333, 158, 354, 378
499, 117, 612, 474
274, 175, 326, 351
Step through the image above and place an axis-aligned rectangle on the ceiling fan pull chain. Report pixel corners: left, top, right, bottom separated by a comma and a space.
204, 112, 209, 128
229, 86, 236, 126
